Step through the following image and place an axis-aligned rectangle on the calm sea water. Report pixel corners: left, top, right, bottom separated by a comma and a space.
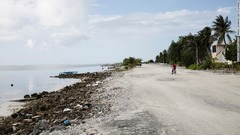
0, 64, 104, 116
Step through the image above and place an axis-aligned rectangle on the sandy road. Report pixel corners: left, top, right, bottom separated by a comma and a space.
109, 63, 240, 135
46, 63, 240, 135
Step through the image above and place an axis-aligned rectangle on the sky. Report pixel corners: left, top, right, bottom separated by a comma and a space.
0, 0, 237, 65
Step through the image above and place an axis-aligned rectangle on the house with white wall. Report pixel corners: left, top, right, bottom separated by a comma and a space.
211, 41, 232, 64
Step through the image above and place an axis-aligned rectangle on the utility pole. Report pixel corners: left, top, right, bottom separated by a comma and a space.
187, 40, 198, 69
193, 41, 198, 69
238, 0, 240, 62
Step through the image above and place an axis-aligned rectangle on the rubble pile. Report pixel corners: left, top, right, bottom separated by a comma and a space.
0, 71, 112, 135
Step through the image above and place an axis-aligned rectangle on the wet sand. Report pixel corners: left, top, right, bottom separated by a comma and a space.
0, 101, 24, 117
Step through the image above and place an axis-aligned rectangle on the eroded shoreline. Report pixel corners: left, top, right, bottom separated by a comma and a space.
0, 71, 114, 135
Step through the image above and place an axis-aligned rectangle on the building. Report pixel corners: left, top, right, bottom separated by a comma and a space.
211, 41, 232, 64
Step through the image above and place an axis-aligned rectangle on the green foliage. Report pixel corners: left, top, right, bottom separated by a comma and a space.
168, 41, 182, 63
182, 48, 196, 68
232, 63, 240, 70
123, 57, 142, 69
167, 30, 213, 68
212, 15, 234, 45
188, 64, 198, 70
198, 57, 212, 70
212, 62, 228, 69
154, 15, 234, 70
148, 59, 154, 63
225, 42, 237, 62
155, 50, 168, 63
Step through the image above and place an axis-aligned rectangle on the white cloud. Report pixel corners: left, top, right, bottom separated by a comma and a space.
0, 0, 89, 49
26, 39, 35, 49
88, 9, 218, 38
216, 7, 232, 15
35, 0, 89, 27
0, 0, 31, 29
26, 39, 50, 51
50, 28, 89, 46
0, 0, 234, 54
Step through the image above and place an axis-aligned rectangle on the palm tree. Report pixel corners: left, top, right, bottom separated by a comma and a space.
212, 15, 234, 45
197, 27, 213, 57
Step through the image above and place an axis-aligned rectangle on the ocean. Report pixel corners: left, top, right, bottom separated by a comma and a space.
0, 64, 105, 116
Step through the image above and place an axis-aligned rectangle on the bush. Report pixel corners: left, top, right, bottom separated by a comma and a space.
148, 60, 154, 63
123, 57, 142, 69
232, 63, 240, 70
188, 64, 197, 70
212, 62, 228, 69
199, 58, 212, 70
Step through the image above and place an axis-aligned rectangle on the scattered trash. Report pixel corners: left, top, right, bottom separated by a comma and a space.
63, 120, 71, 126
63, 108, 71, 112
76, 104, 83, 109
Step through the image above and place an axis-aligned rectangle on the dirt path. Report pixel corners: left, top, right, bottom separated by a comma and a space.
102, 64, 240, 135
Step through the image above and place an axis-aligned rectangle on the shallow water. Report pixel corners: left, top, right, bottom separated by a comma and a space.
0, 64, 104, 116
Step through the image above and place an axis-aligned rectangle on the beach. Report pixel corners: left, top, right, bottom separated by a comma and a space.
1, 64, 240, 135
48, 63, 240, 135
0, 64, 104, 117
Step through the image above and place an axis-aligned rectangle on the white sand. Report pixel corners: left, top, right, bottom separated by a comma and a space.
0, 101, 24, 117
42, 63, 240, 135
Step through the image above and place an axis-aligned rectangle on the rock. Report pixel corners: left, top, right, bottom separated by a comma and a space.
0, 116, 5, 122
83, 105, 89, 110
32, 120, 49, 135
24, 94, 30, 98
39, 105, 47, 111
83, 102, 92, 110
11, 113, 18, 119
4, 127, 13, 134
12, 122, 22, 126
70, 119, 81, 125
61, 116, 68, 122
41, 91, 49, 95
26, 114, 33, 117
23, 119, 32, 123
50, 126, 67, 132
0, 71, 113, 135
31, 93, 38, 97
12, 125, 16, 132
32, 115, 40, 121
31, 93, 42, 99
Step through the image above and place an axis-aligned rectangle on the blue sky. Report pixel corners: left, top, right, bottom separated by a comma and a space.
0, 0, 237, 65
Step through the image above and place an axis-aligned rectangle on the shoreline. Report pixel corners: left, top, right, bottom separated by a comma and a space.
0, 101, 24, 117
0, 71, 113, 135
